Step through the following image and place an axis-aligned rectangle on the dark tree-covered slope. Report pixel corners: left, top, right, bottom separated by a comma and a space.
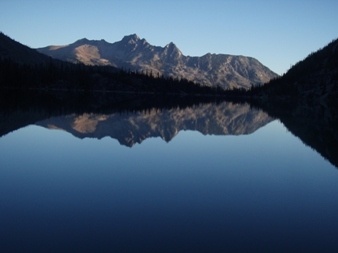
0, 32, 51, 65
252, 38, 338, 102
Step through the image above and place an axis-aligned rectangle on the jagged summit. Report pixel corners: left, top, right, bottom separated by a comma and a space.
165, 42, 176, 47
163, 42, 182, 59
164, 42, 180, 51
37, 34, 278, 89
122, 34, 140, 42
72, 38, 90, 46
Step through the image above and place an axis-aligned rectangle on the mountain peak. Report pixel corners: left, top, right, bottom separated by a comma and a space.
77, 38, 89, 42
74, 38, 89, 45
165, 42, 177, 48
121, 34, 140, 43
164, 42, 182, 57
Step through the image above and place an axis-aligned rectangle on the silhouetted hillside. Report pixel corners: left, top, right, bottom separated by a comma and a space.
0, 32, 50, 65
247, 38, 338, 168
249, 38, 338, 130
252, 38, 338, 102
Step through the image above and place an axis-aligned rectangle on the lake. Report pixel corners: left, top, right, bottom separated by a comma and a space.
0, 100, 338, 252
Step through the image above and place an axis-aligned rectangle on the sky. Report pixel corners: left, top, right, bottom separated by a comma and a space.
1, 0, 337, 75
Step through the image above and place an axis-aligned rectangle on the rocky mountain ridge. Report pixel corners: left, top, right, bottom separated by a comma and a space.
37, 34, 278, 89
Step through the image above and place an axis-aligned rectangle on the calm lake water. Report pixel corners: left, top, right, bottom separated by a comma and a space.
0, 102, 337, 252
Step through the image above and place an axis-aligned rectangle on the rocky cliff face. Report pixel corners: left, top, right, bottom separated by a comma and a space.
37, 34, 278, 89
36, 102, 273, 147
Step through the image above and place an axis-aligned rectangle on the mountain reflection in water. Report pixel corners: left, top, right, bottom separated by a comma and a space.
0, 93, 337, 168
35, 102, 272, 147
1, 95, 338, 252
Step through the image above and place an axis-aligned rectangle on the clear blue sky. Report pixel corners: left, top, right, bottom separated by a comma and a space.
1, 0, 337, 75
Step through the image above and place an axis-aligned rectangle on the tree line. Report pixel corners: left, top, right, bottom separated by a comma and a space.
0, 56, 236, 96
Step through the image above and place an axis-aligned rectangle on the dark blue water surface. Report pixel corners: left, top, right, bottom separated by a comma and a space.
1, 120, 338, 252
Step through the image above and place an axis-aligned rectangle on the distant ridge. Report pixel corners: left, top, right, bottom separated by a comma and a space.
37, 34, 278, 89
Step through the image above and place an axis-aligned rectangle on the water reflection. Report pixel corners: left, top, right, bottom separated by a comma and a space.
252, 100, 338, 169
1, 96, 338, 252
0, 95, 337, 168
35, 102, 272, 147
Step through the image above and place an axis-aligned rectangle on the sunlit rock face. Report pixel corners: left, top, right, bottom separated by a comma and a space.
36, 102, 273, 147
37, 34, 278, 89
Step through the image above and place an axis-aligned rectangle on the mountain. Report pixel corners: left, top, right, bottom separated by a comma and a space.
254, 38, 338, 100
251, 37, 338, 125
0, 33, 240, 95
249, 38, 338, 167
37, 34, 278, 89
35, 102, 272, 147
0, 32, 50, 65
